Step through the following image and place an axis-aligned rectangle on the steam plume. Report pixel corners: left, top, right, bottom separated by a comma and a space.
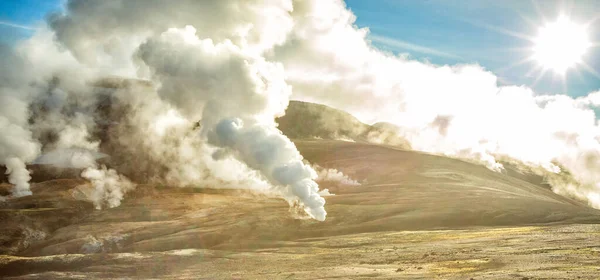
314, 165, 361, 187
4, 158, 32, 197
0, 0, 328, 220
81, 166, 134, 210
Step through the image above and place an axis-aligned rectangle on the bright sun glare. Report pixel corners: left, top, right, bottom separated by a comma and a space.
532, 16, 591, 74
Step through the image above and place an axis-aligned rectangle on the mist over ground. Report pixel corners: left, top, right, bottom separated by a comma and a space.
0, 0, 599, 223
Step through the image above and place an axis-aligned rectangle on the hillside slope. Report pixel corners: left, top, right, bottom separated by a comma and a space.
277, 101, 411, 149
2, 140, 598, 253
1, 140, 600, 278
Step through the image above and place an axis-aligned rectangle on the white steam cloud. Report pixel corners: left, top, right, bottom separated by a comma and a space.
0, 0, 328, 220
1, 0, 600, 217
214, 119, 326, 220
4, 158, 33, 197
314, 165, 361, 187
81, 166, 134, 210
0, 45, 41, 197
135, 26, 325, 220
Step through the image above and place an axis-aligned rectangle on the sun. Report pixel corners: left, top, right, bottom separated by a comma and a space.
532, 16, 591, 74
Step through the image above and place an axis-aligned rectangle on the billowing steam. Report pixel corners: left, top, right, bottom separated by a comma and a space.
1, 0, 600, 217
0, 0, 328, 220
135, 26, 325, 220
4, 158, 33, 197
81, 166, 134, 210
0, 46, 41, 197
314, 165, 361, 187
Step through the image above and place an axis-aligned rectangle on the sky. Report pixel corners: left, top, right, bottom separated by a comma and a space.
0, 0, 60, 42
1, 0, 599, 96
346, 0, 600, 97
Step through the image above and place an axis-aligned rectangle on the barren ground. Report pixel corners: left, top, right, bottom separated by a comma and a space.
1, 140, 599, 279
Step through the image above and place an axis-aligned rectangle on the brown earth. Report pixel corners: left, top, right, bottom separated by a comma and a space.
1, 140, 599, 279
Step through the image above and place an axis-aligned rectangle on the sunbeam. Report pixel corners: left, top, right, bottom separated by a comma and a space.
494, 56, 536, 73
580, 61, 600, 80
531, 67, 549, 88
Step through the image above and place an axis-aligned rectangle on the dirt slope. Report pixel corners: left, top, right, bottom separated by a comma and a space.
1, 140, 598, 255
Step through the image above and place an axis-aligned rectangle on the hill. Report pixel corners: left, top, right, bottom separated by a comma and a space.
1, 140, 600, 278
276, 101, 411, 149
1, 93, 600, 278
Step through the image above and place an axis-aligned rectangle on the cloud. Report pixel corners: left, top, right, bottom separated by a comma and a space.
271, 0, 600, 209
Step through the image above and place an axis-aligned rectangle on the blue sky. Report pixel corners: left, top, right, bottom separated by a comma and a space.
1, 0, 599, 96
346, 0, 600, 96
0, 0, 60, 43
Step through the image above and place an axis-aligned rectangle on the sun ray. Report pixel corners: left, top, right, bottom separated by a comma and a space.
480, 23, 535, 42
530, 0, 549, 23
579, 61, 600, 80
517, 12, 542, 30
525, 63, 542, 78
460, 18, 535, 42
531, 67, 549, 88
480, 47, 534, 54
503, 47, 537, 53
494, 56, 536, 73
561, 72, 568, 94
510, 2, 542, 32
571, 65, 587, 84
